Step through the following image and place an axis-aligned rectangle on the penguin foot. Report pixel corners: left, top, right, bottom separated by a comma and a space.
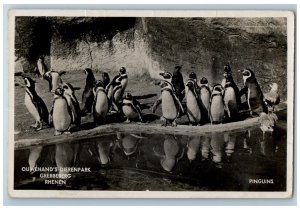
64, 131, 72, 135
161, 121, 167, 127
172, 121, 177, 127
54, 131, 62, 136
30, 122, 39, 129
125, 119, 131, 123
35, 123, 43, 131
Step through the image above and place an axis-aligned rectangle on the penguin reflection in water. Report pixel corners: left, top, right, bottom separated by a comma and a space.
153, 135, 184, 173
122, 92, 143, 123
152, 80, 184, 126
49, 88, 73, 135
23, 77, 49, 130
238, 68, 268, 116
209, 84, 226, 124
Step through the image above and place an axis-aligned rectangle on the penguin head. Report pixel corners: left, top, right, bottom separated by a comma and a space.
224, 64, 232, 73
24, 77, 36, 89
124, 92, 133, 100
159, 72, 172, 81
189, 72, 197, 80
200, 77, 209, 85
212, 84, 224, 95
54, 87, 64, 96
173, 65, 182, 75
39, 55, 44, 60
239, 68, 254, 82
84, 68, 93, 75
101, 72, 110, 84
119, 67, 126, 75
62, 83, 79, 95
186, 80, 195, 90
93, 80, 105, 94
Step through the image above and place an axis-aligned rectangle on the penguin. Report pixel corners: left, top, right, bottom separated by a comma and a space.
34, 55, 48, 78
186, 136, 201, 162
50, 87, 73, 135
152, 71, 183, 116
81, 68, 96, 114
153, 135, 184, 172
44, 70, 66, 93
171, 65, 185, 102
55, 143, 81, 176
101, 72, 110, 89
221, 64, 241, 107
116, 132, 142, 157
153, 81, 184, 126
238, 68, 268, 115
209, 84, 226, 124
106, 67, 128, 112
188, 72, 200, 93
95, 139, 114, 166
223, 77, 239, 121
210, 133, 224, 167
92, 80, 109, 125
23, 77, 49, 130
264, 83, 280, 112
122, 92, 143, 123
199, 77, 211, 123
62, 83, 81, 127
185, 79, 202, 125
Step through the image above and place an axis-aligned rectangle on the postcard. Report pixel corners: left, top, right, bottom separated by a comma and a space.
8, 9, 294, 198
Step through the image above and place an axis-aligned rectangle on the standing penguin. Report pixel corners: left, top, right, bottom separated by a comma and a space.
101, 72, 110, 89
62, 83, 81, 127
34, 56, 48, 78
106, 67, 128, 112
50, 87, 73, 135
185, 79, 202, 125
23, 77, 49, 130
199, 77, 211, 123
81, 68, 96, 115
171, 66, 185, 102
44, 70, 66, 93
92, 80, 109, 125
238, 68, 268, 115
221, 64, 241, 107
122, 92, 143, 123
153, 81, 184, 126
209, 84, 226, 124
223, 77, 239, 121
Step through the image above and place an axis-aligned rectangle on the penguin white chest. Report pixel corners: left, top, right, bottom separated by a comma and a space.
25, 92, 40, 121
122, 104, 138, 119
94, 92, 108, 117
224, 87, 236, 105
53, 98, 71, 131
200, 89, 210, 110
161, 91, 177, 120
210, 96, 225, 122
186, 90, 201, 122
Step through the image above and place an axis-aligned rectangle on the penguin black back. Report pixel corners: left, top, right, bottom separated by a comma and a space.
101, 72, 110, 88
171, 65, 185, 102
82, 68, 96, 114
24, 77, 49, 125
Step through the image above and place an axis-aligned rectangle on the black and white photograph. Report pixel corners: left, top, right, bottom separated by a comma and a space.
8, 10, 294, 198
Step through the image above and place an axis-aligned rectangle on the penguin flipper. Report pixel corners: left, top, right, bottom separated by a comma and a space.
152, 96, 162, 113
